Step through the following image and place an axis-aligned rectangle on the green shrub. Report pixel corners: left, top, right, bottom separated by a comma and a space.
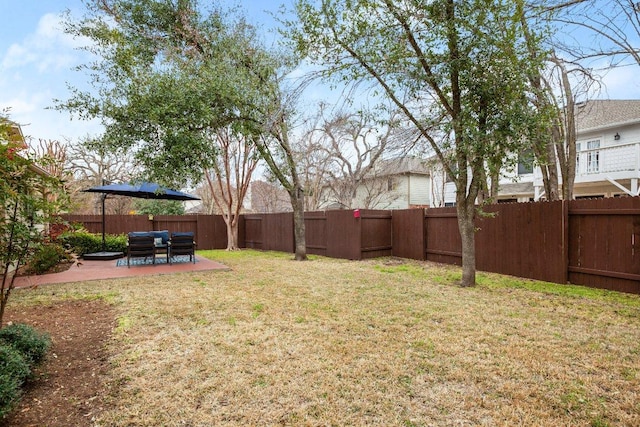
59, 231, 127, 255
0, 344, 30, 419
0, 323, 51, 364
0, 344, 30, 382
24, 243, 71, 275
104, 233, 127, 253
0, 372, 21, 419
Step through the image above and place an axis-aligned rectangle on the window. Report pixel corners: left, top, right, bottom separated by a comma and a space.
586, 139, 600, 173
387, 177, 396, 191
517, 149, 534, 175
577, 139, 601, 174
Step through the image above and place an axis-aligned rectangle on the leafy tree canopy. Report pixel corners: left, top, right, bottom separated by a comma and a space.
132, 199, 186, 215
58, 0, 276, 188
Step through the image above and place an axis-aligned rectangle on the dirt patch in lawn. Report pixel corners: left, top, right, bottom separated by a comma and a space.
1, 299, 115, 427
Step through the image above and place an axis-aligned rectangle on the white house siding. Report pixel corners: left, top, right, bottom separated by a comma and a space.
352, 177, 395, 209
443, 182, 457, 206
408, 174, 430, 206
351, 173, 431, 209
386, 176, 411, 209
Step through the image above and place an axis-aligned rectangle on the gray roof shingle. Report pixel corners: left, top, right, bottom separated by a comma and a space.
576, 99, 640, 131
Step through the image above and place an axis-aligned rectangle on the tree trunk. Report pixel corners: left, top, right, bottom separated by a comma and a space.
457, 194, 477, 287
220, 200, 240, 251
1, 202, 26, 327
557, 60, 576, 201
546, 135, 561, 200
290, 186, 307, 261
225, 216, 239, 251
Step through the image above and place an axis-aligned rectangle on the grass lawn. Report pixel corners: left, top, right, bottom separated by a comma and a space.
10, 250, 640, 426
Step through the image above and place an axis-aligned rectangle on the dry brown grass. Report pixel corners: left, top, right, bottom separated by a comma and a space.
10, 250, 640, 426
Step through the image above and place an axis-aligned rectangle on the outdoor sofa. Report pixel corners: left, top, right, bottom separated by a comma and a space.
126, 230, 195, 267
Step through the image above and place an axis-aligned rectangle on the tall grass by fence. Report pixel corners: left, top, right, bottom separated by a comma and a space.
62, 196, 640, 294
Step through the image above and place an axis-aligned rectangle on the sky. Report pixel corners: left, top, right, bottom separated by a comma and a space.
1, 1, 639, 146
0, 0, 285, 144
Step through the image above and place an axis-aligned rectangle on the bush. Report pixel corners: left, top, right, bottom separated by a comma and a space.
0, 344, 30, 383
0, 344, 30, 419
24, 243, 71, 275
0, 372, 21, 419
0, 323, 51, 365
59, 231, 127, 256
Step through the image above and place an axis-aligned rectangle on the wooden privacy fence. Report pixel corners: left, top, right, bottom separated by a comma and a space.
62, 196, 640, 294
242, 210, 392, 259
62, 214, 229, 250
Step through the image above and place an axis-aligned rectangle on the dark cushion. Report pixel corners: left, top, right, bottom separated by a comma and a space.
128, 232, 153, 238
171, 232, 194, 238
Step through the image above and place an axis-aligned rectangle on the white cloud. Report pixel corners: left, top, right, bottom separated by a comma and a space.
0, 9, 101, 144
1, 12, 89, 72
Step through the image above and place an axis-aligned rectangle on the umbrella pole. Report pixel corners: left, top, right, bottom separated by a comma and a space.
101, 193, 107, 251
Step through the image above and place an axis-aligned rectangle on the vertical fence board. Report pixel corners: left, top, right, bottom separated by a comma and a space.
568, 197, 640, 293
197, 215, 227, 250
360, 210, 392, 259
242, 215, 263, 249
425, 208, 461, 265
326, 210, 361, 260
262, 212, 294, 253
392, 209, 425, 260
475, 201, 566, 283
305, 211, 328, 256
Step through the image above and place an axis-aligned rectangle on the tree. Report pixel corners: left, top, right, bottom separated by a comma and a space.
249, 180, 291, 213
292, 106, 336, 211
133, 199, 185, 215
30, 138, 69, 182
546, 0, 640, 201
1, 116, 67, 326
60, 0, 309, 260
59, 0, 221, 187
203, 126, 259, 250
66, 136, 138, 214
250, 85, 309, 260
551, 0, 640, 67
310, 107, 403, 209
290, 0, 547, 286
521, 3, 607, 202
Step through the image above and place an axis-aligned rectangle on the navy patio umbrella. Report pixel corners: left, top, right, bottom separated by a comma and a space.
83, 182, 200, 260
85, 182, 201, 201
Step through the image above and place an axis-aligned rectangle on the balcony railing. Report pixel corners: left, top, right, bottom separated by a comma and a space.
534, 142, 640, 184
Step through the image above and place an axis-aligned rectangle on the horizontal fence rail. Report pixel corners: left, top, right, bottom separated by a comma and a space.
62, 196, 640, 294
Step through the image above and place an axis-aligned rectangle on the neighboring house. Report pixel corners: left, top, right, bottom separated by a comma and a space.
5, 120, 25, 145
319, 156, 431, 210
535, 99, 640, 201
431, 99, 640, 206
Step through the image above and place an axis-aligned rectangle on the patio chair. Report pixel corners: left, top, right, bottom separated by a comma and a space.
169, 232, 196, 264
126, 233, 156, 267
